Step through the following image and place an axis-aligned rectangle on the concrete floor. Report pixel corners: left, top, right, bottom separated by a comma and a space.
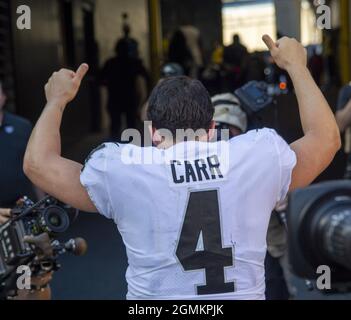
51, 212, 128, 300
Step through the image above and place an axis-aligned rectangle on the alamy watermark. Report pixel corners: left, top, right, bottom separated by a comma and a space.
117, 122, 231, 169
16, 265, 31, 290
314, 0, 332, 30
316, 265, 331, 290
16, 5, 31, 30
13, 263, 333, 292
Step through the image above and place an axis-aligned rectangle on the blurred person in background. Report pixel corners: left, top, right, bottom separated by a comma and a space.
334, 83, 351, 179
264, 203, 294, 300
308, 46, 324, 87
211, 93, 247, 139
201, 42, 225, 96
100, 14, 149, 140
335, 83, 351, 134
168, 25, 204, 78
211, 41, 224, 67
223, 34, 249, 92
0, 79, 39, 210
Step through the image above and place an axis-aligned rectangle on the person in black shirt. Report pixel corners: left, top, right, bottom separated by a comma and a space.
0, 80, 51, 300
100, 19, 148, 140
0, 80, 37, 208
223, 34, 250, 91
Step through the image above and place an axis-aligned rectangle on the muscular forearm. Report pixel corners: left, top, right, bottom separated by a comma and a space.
287, 65, 341, 190
288, 65, 340, 144
24, 102, 64, 171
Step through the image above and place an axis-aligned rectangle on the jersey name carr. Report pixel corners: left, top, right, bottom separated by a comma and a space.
170, 155, 224, 184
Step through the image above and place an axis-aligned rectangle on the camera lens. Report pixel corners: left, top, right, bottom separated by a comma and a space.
318, 207, 351, 270
43, 206, 70, 234
49, 213, 61, 227
301, 191, 351, 272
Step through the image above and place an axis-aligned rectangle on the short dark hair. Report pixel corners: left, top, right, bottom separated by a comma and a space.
147, 76, 214, 135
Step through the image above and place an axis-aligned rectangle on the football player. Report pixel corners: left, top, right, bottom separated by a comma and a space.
23, 35, 340, 299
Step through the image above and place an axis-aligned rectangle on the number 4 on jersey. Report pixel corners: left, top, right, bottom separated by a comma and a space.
176, 190, 235, 295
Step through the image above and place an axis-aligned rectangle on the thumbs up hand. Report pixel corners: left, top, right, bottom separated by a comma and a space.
262, 35, 307, 72
45, 64, 89, 107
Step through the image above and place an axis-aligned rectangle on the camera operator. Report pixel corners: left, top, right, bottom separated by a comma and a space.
211, 93, 247, 139
0, 210, 52, 300
0, 79, 43, 211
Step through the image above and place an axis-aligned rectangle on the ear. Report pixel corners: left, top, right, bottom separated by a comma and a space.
207, 121, 216, 141
148, 124, 162, 147
148, 123, 153, 139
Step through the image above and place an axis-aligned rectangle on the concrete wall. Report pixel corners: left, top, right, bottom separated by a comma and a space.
11, 0, 63, 121
95, 0, 150, 68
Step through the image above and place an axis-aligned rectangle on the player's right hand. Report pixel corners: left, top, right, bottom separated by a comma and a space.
262, 34, 307, 72
45, 63, 89, 107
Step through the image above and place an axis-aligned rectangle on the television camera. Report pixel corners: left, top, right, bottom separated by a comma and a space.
0, 196, 87, 298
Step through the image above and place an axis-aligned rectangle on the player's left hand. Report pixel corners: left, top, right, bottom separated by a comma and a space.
31, 272, 54, 287
45, 63, 89, 107
0, 208, 11, 224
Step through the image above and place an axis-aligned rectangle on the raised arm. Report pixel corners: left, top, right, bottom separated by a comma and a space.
262, 35, 341, 191
23, 64, 97, 212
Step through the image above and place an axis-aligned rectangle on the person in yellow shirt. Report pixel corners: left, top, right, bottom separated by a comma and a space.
211, 41, 224, 66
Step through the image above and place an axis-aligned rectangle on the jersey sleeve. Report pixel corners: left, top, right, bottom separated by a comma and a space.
269, 129, 297, 203
80, 144, 113, 219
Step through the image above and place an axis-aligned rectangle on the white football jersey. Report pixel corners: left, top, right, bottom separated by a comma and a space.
80, 128, 296, 300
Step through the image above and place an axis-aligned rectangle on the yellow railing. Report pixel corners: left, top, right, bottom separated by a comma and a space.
148, 0, 163, 84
